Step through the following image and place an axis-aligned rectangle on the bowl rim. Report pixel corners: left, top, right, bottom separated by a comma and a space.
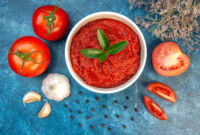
65, 11, 147, 94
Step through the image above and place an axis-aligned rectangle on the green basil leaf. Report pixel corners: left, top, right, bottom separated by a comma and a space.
107, 41, 128, 55
97, 28, 109, 50
80, 49, 104, 58
99, 52, 107, 62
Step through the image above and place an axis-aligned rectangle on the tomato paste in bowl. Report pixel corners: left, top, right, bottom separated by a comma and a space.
65, 12, 146, 93
70, 19, 140, 88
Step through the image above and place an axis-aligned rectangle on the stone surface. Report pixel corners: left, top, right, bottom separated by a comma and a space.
0, 0, 200, 135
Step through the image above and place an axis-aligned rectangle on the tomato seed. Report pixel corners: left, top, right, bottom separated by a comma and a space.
86, 100, 90, 103
126, 96, 129, 100
124, 106, 128, 110
90, 125, 94, 129
95, 97, 100, 101
134, 108, 138, 112
114, 100, 118, 104
123, 125, 127, 129
131, 117, 134, 121
79, 91, 83, 95
102, 124, 106, 127
78, 110, 82, 114
108, 128, 112, 131
104, 115, 108, 119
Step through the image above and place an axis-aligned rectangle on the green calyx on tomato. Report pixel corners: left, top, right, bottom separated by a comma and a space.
33, 5, 70, 41
42, 6, 59, 36
9, 48, 45, 73
8, 36, 50, 77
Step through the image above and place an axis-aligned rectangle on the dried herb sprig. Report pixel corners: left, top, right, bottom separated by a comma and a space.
128, 0, 200, 52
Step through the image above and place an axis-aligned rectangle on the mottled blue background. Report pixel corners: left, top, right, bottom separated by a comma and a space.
0, 0, 200, 135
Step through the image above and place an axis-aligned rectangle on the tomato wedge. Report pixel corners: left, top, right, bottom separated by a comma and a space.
144, 96, 168, 120
152, 41, 190, 76
147, 82, 177, 103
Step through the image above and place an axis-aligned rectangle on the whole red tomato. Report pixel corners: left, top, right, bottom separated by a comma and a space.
8, 36, 51, 77
32, 5, 70, 41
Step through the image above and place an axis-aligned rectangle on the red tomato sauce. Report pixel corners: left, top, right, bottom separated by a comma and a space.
70, 19, 141, 88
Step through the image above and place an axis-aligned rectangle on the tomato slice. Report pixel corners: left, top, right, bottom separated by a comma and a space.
144, 96, 168, 120
147, 82, 177, 103
152, 41, 190, 76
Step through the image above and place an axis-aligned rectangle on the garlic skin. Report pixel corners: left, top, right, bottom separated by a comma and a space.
42, 73, 70, 101
38, 102, 51, 118
23, 91, 41, 104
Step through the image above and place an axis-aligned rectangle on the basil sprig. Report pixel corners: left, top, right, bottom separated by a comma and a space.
80, 28, 128, 62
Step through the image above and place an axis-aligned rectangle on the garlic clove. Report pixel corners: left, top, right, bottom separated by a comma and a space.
23, 91, 41, 104
38, 102, 51, 118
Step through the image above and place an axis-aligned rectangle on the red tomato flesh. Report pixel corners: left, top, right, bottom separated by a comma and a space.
8, 36, 51, 77
144, 96, 168, 120
32, 5, 70, 41
147, 82, 177, 103
152, 41, 190, 76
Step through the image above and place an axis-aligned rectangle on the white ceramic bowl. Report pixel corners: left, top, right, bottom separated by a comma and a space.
65, 12, 147, 94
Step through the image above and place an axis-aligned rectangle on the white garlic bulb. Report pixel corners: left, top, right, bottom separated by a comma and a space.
42, 73, 70, 101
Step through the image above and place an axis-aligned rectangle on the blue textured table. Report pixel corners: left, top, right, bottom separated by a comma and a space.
0, 0, 200, 135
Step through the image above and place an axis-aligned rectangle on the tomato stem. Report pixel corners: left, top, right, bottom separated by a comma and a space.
42, 6, 59, 36
9, 48, 47, 73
